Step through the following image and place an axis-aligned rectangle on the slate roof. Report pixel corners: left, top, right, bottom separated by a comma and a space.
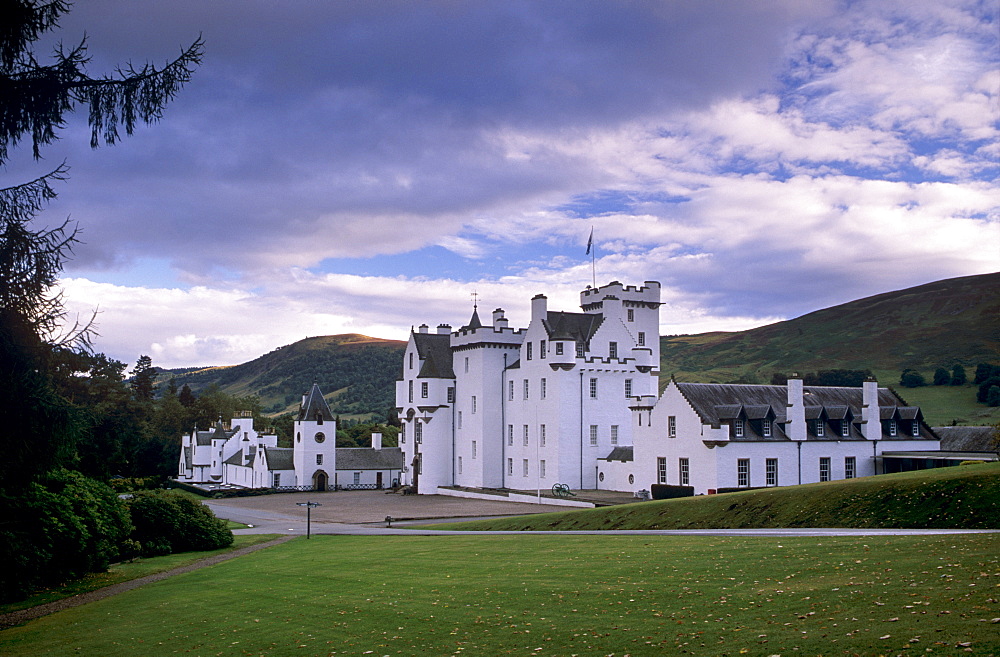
602, 446, 634, 462
675, 382, 927, 441
934, 426, 998, 452
413, 332, 455, 379
299, 383, 336, 422
263, 447, 295, 471
336, 447, 404, 470
542, 311, 603, 342
463, 308, 484, 330
224, 445, 256, 467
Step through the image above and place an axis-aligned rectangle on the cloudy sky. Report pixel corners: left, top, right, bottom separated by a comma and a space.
10, 0, 999, 369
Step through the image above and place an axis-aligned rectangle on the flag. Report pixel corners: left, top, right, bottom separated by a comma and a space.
586, 227, 593, 255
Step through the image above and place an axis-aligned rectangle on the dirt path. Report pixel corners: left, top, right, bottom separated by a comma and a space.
0, 536, 295, 630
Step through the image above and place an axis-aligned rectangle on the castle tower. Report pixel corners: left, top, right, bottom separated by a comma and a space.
293, 383, 338, 490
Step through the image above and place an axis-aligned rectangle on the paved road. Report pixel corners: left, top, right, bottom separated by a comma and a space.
205, 491, 1000, 537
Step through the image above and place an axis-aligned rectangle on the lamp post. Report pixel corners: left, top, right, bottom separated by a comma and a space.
296, 500, 321, 538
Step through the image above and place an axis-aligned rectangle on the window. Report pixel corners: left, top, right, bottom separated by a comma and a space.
447, 387, 455, 403
509, 380, 514, 401
415, 422, 422, 444
472, 441, 477, 459
540, 378, 547, 399
737, 459, 750, 487
421, 381, 428, 398
507, 458, 513, 475
627, 308, 634, 322
400, 424, 406, 444
734, 418, 744, 438
668, 416, 676, 438
888, 420, 897, 437
611, 425, 619, 445
815, 420, 824, 437
845, 456, 856, 479
679, 458, 690, 486
417, 456, 423, 475
523, 379, 529, 399
841, 420, 850, 437
911, 420, 920, 437
526, 342, 533, 360
762, 418, 772, 437
273, 473, 281, 488
590, 378, 598, 399
458, 456, 463, 474
353, 472, 361, 485
540, 424, 546, 447
609, 342, 618, 359
316, 454, 323, 465
657, 457, 667, 484
508, 425, 514, 446
464, 357, 469, 373
457, 411, 463, 429
540, 460, 546, 478
471, 395, 477, 414
638, 332, 645, 346
408, 352, 413, 369
408, 380, 413, 403
819, 457, 831, 482
523, 424, 529, 446
540, 340, 546, 359
766, 458, 777, 487
576, 341, 585, 358
555, 342, 564, 355
624, 378, 633, 398
590, 425, 598, 446
523, 459, 529, 477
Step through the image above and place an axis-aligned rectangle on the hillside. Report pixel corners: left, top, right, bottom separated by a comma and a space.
435, 462, 1000, 531
659, 271, 1000, 384
162, 334, 405, 418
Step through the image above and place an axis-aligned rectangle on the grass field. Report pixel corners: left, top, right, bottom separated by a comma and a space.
436, 463, 1000, 533
1, 533, 997, 656
0, 534, 279, 616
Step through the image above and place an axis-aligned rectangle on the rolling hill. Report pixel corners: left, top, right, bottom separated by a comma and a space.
162, 334, 405, 418
658, 271, 999, 385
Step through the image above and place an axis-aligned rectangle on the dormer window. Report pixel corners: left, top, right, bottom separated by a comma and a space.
815, 420, 824, 437
734, 418, 744, 437
911, 421, 920, 437
888, 420, 897, 437
762, 418, 772, 437
841, 420, 850, 437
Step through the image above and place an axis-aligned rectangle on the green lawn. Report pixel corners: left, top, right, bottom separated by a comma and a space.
0, 534, 279, 615
1, 533, 998, 656
436, 463, 1000, 532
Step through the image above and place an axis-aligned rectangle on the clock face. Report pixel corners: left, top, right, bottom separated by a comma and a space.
315, 432, 325, 443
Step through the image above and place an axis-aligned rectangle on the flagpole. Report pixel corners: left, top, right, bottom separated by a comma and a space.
587, 226, 596, 288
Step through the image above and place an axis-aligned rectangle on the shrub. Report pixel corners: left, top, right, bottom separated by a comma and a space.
126, 490, 233, 557
650, 484, 694, 500
899, 369, 926, 388
933, 367, 951, 386
0, 470, 131, 602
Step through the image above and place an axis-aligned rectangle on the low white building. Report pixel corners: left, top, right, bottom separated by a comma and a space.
629, 377, 941, 495
177, 383, 403, 490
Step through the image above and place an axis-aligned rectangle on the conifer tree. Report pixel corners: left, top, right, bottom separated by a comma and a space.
0, 0, 202, 487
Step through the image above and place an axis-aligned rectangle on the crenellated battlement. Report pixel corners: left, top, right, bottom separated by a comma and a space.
580, 280, 660, 308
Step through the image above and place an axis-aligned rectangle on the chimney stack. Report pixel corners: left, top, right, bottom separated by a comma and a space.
786, 375, 806, 441
862, 378, 881, 440
372, 432, 382, 451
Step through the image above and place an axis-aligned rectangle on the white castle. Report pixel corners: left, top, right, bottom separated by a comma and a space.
396, 279, 946, 498
396, 281, 663, 494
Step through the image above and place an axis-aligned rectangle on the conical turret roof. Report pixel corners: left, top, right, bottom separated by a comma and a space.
299, 382, 335, 422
